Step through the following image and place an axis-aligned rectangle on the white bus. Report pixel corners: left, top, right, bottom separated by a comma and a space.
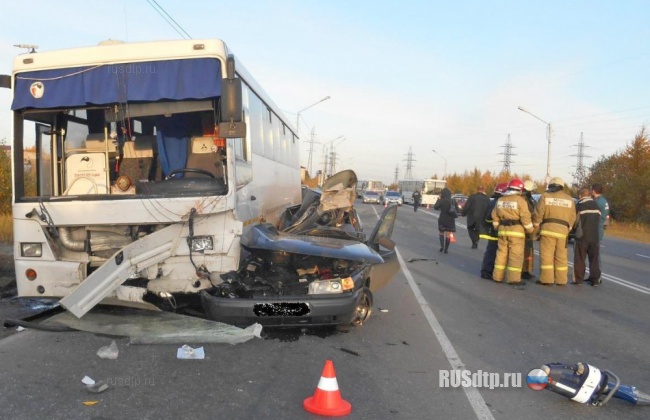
363, 180, 384, 193
421, 178, 447, 207
3, 39, 302, 317
398, 179, 424, 205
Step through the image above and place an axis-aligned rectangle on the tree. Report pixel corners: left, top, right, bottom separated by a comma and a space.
0, 139, 11, 214
588, 127, 650, 223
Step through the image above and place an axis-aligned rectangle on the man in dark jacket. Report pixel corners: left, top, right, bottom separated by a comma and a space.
412, 189, 422, 212
462, 185, 490, 249
479, 183, 508, 279
573, 187, 602, 286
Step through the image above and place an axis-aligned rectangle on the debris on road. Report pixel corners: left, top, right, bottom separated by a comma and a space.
81, 376, 109, 394
45, 308, 262, 345
96, 340, 119, 360
330, 345, 360, 356
177, 344, 205, 360
406, 257, 438, 263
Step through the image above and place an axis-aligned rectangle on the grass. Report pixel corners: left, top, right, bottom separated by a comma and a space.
605, 220, 650, 244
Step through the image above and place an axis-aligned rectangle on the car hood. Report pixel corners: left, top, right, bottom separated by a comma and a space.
241, 223, 385, 264
242, 169, 397, 264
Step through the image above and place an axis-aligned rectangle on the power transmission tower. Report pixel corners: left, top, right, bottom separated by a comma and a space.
571, 132, 590, 186
500, 134, 516, 173
305, 127, 318, 176
394, 164, 399, 186
403, 146, 415, 179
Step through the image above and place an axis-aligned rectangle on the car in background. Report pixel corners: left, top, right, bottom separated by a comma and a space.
451, 194, 468, 211
382, 191, 403, 206
363, 190, 382, 204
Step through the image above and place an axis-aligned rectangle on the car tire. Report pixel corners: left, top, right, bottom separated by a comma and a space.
351, 287, 373, 326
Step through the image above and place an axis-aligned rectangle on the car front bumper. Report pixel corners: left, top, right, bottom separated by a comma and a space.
201, 286, 365, 327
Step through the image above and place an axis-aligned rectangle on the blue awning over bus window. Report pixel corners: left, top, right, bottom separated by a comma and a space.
11, 58, 221, 110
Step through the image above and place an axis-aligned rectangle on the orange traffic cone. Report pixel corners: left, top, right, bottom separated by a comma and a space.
384, 200, 387, 208
303, 360, 351, 416
449, 233, 456, 243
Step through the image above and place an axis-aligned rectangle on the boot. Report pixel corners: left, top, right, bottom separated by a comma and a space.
439, 235, 445, 252
444, 237, 450, 253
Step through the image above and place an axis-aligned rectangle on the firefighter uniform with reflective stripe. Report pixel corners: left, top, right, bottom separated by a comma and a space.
533, 190, 577, 285
491, 193, 534, 283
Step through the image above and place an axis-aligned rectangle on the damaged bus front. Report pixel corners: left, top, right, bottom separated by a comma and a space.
5, 39, 301, 316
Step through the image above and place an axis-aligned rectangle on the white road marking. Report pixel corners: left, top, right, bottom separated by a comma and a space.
533, 251, 650, 295
372, 206, 494, 420
396, 248, 495, 420
636, 254, 650, 259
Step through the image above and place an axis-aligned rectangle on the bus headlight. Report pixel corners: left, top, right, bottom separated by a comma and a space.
21, 243, 42, 257
190, 236, 213, 252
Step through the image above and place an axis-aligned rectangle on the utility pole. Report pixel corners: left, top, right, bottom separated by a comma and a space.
500, 134, 516, 173
394, 164, 399, 186
403, 146, 415, 179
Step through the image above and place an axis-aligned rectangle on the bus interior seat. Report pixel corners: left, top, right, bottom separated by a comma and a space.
119, 135, 156, 182
185, 136, 225, 179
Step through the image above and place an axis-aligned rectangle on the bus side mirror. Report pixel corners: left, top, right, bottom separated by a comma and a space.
219, 55, 246, 138
0, 75, 10, 89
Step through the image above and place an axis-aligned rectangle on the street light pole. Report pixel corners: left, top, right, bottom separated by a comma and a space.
518, 106, 552, 184
431, 149, 448, 179
295, 96, 331, 140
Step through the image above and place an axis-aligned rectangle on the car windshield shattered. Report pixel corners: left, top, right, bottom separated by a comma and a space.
201, 170, 398, 327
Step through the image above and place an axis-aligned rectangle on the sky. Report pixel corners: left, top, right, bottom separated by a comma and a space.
2, 0, 650, 187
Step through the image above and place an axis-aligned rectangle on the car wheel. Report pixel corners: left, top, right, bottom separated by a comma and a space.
351, 287, 373, 326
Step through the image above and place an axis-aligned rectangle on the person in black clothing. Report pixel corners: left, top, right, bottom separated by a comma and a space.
433, 188, 458, 253
462, 185, 490, 249
412, 189, 422, 212
573, 187, 602, 286
480, 183, 508, 279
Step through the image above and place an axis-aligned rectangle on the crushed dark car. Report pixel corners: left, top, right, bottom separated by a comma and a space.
201, 170, 398, 327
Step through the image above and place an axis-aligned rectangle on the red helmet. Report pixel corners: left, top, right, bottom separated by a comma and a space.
494, 182, 509, 195
507, 178, 525, 191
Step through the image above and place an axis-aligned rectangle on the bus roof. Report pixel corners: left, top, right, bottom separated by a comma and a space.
11, 38, 295, 134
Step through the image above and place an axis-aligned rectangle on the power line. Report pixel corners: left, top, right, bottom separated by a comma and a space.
146, 0, 192, 39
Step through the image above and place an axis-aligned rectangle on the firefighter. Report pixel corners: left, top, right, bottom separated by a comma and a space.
479, 182, 508, 280
522, 180, 537, 280
491, 179, 534, 285
533, 177, 577, 286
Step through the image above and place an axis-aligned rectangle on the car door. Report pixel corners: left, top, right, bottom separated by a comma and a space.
364, 204, 400, 292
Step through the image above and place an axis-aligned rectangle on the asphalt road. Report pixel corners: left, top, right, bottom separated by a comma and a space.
0, 202, 648, 419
